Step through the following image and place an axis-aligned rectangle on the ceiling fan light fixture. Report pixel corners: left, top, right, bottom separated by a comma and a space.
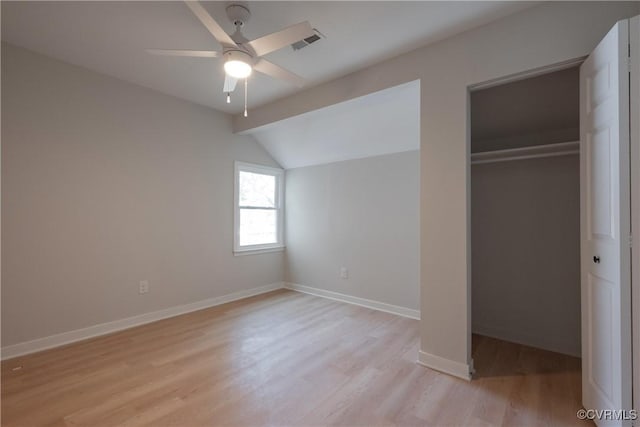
225, 60, 251, 78
224, 50, 252, 79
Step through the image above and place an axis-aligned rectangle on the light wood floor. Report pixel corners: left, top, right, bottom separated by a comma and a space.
2, 289, 589, 426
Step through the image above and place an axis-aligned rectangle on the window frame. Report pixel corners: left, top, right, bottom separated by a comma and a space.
233, 161, 285, 255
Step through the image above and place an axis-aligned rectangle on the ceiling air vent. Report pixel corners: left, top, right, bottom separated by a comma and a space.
291, 29, 324, 51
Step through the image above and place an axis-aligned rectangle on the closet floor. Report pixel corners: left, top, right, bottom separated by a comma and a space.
2, 289, 587, 426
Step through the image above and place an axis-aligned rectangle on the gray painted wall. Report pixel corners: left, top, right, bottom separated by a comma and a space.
285, 151, 420, 310
471, 155, 581, 356
1, 44, 283, 346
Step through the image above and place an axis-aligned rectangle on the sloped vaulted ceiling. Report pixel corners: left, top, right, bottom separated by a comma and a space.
248, 81, 420, 169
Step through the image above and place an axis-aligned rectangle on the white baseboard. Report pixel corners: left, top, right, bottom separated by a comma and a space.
417, 350, 473, 381
1, 282, 285, 360
284, 282, 420, 320
473, 324, 581, 358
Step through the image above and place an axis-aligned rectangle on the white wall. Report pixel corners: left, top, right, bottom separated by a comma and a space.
471, 155, 581, 356
1, 44, 283, 347
233, 2, 640, 376
285, 151, 420, 311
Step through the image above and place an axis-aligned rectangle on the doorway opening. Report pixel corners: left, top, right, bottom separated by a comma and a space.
469, 65, 582, 377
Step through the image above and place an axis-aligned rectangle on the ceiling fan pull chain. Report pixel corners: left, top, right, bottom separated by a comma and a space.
244, 78, 248, 117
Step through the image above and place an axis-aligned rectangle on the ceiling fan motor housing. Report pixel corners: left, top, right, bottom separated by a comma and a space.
226, 4, 251, 27
224, 49, 252, 64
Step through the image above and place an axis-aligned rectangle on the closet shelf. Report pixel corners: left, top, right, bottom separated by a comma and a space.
471, 141, 579, 165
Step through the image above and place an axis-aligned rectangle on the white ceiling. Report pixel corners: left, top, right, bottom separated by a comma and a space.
2, 1, 535, 114
249, 80, 419, 169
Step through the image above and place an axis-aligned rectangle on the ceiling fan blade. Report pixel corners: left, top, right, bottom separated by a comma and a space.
146, 49, 220, 58
246, 21, 314, 57
223, 75, 238, 93
253, 59, 305, 87
183, 1, 238, 48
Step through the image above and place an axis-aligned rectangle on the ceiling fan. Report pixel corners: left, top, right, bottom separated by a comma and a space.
147, 1, 315, 116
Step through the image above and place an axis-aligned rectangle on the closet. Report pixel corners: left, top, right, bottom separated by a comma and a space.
470, 66, 581, 359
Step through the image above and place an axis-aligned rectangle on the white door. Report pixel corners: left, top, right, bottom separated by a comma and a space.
580, 19, 632, 426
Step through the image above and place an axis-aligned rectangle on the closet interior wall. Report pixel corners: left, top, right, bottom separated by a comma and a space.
470, 66, 581, 357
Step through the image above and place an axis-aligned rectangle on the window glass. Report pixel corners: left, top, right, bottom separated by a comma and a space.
239, 209, 277, 246
239, 171, 276, 208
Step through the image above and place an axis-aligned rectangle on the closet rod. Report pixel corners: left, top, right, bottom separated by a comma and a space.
471, 141, 579, 165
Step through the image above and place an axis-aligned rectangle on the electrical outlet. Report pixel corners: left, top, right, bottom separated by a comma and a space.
139, 280, 149, 294
340, 267, 349, 279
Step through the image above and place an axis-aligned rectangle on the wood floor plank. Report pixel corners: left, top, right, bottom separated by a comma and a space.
2, 290, 586, 426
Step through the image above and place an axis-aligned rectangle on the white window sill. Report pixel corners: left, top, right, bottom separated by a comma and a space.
234, 246, 285, 256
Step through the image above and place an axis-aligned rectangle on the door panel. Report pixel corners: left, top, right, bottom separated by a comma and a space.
588, 274, 614, 399
580, 19, 632, 426
589, 128, 613, 238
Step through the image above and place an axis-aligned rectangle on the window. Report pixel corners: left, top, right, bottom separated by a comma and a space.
234, 162, 284, 254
